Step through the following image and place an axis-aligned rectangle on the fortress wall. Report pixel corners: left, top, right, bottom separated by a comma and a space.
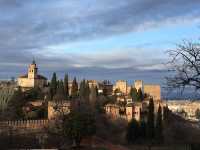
0, 119, 49, 130
144, 84, 161, 101
134, 80, 143, 91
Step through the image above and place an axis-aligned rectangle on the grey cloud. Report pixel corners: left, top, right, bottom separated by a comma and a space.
0, 0, 200, 79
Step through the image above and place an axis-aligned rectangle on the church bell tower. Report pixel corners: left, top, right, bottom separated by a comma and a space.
28, 59, 38, 79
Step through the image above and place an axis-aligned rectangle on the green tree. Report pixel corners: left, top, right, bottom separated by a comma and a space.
79, 79, 86, 100
64, 74, 69, 99
6, 88, 25, 119
63, 108, 96, 147
50, 72, 57, 100
54, 80, 65, 101
126, 118, 140, 143
25, 87, 44, 100
147, 98, 155, 140
79, 80, 90, 102
130, 87, 138, 101
114, 88, 121, 95
137, 88, 144, 101
71, 77, 78, 98
155, 105, 163, 143
139, 121, 147, 139
163, 106, 170, 125
89, 85, 97, 104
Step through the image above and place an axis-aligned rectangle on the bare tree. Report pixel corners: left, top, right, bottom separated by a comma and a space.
166, 40, 200, 91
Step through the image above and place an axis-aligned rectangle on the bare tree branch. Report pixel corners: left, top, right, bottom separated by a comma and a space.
167, 40, 200, 91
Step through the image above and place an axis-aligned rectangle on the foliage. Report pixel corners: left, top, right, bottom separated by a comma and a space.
130, 87, 138, 101
25, 107, 47, 120
63, 106, 96, 147
53, 80, 65, 101
50, 72, 57, 100
79, 79, 90, 102
126, 118, 140, 143
71, 77, 78, 98
163, 106, 170, 125
64, 74, 69, 99
137, 88, 144, 101
147, 98, 155, 140
114, 88, 121, 95
6, 87, 26, 119
155, 105, 163, 143
24, 87, 44, 100
139, 121, 147, 139
89, 85, 97, 103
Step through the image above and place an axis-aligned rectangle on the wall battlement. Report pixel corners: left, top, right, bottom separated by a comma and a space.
0, 119, 49, 130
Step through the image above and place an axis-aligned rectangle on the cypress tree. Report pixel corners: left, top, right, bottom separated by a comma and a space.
130, 87, 138, 101
79, 80, 90, 102
79, 79, 86, 100
64, 74, 69, 99
50, 72, 57, 99
89, 85, 97, 103
155, 105, 163, 143
163, 106, 170, 125
147, 98, 155, 140
85, 81, 90, 101
126, 118, 140, 143
53, 80, 64, 101
137, 88, 143, 101
71, 77, 78, 98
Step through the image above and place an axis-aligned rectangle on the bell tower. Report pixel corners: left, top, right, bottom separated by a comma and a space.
28, 59, 38, 79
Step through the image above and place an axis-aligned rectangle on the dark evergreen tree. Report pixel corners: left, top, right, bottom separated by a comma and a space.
163, 106, 170, 125
50, 72, 57, 100
6, 87, 25, 119
147, 98, 155, 140
130, 87, 138, 101
89, 85, 97, 104
137, 88, 144, 101
85, 81, 90, 101
79, 80, 90, 102
139, 120, 147, 139
155, 105, 163, 143
54, 80, 65, 101
79, 79, 86, 100
95, 86, 99, 97
71, 77, 78, 98
63, 107, 96, 147
126, 118, 140, 143
64, 74, 69, 99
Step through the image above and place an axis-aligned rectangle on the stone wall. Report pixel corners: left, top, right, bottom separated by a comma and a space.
114, 80, 128, 95
144, 84, 161, 101
48, 101, 71, 120
0, 119, 49, 131
134, 80, 143, 91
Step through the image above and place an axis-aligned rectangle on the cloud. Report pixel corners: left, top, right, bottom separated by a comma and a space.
0, 0, 200, 79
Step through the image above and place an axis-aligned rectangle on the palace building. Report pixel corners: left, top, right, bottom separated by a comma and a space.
18, 60, 47, 91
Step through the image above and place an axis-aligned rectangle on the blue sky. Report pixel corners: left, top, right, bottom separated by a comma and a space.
0, 0, 200, 80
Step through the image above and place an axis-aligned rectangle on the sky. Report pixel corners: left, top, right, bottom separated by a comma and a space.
0, 0, 200, 82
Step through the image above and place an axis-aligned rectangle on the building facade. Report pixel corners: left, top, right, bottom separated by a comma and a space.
18, 60, 47, 91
